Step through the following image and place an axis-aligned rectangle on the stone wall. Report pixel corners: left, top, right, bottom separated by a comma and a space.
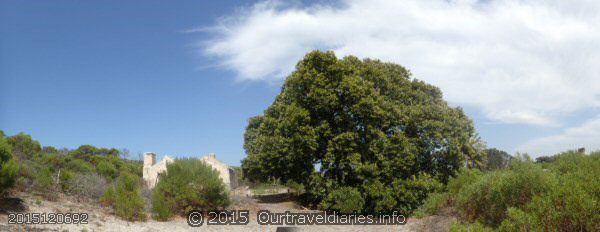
142, 152, 236, 189
142, 152, 174, 188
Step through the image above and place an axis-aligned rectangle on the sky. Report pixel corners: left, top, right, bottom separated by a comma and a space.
1, 0, 599, 165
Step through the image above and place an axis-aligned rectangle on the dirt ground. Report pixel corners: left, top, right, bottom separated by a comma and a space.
0, 191, 454, 232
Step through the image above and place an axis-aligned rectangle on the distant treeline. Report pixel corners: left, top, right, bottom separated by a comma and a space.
0, 130, 229, 222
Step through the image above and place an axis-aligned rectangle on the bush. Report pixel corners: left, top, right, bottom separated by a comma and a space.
450, 221, 494, 232
97, 161, 117, 180
100, 185, 115, 207
66, 159, 94, 173
151, 158, 230, 221
33, 167, 54, 190
498, 152, 600, 231
447, 169, 482, 195
391, 173, 443, 214
431, 150, 600, 231
285, 180, 304, 195
113, 172, 146, 221
58, 169, 75, 191
6, 132, 41, 159
32, 167, 59, 199
455, 161, 552, 226
0, 136, 19, 195
413, 192, 450, 218
320, 187, 365, 213
68, 172, 107, 200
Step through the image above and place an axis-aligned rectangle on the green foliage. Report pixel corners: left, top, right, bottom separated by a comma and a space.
391, 173, 443, 214
498, 152, 600, 231
151, 158, 230, 221
320, 187, 365, 213
0, 136, 19, 195
66, 159, 94, 173
449, 221, 495, 232
413, 192, 449, 218
113, 172, 146, 221
447, 169, 482, 195
7, 132, 41, 159
97, 161, 118, 179
150, 191, 172, 221
33, 167, 54, 190
423, 150, 600, 231
252, 182, 286, 195
69, 145, 119, 161
58, 169, 75, 191
285, 180, 305, 195
42, 146, 59, 154
0, 131, 142, 203
241, 51, 480, 213
455, 161, 553, 226
100, 185, 116, 207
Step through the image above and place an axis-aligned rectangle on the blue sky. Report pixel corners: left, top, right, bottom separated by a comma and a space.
1, 0, 599, 165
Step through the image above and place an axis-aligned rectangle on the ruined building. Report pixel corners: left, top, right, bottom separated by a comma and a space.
142, 152, 237, 189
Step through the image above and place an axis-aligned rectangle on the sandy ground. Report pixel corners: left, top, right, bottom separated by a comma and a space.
0, 191, 453, 232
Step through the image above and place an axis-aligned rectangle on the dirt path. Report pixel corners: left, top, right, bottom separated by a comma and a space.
0, 192, 451, 232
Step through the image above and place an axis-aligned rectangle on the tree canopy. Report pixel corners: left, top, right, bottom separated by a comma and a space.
241, 51, 482, 213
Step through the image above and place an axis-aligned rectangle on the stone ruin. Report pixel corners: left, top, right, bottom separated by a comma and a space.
142, 152, 237, 189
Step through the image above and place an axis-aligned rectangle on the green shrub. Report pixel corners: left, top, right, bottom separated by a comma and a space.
320, 187, 365, 213
151, 158, 230, 221
447, 168, 482, 195
449, 221, 495, 232
66, 159, 94, 173
100, 185, 116, 207
113, 172, 146, 221
455, 161, 552, 227
285, 180, 305, 195
363, 180, 397, 213
33, 167, 54, 190
498, 153, 600, 231
0, 136, 19, 195
441, 150, 600, 231
32, 167, 59, 199
97, 161, 117, 180
413, 192, 449, 218
6, 132, 41, 159
58, 169, 75, 191
118, 160, 142, 177
39, 153, 64, 170
391, 173, 443, 214
150, 190, 173, 221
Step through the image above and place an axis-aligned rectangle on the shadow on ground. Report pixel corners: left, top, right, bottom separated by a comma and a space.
254, 193, 296, 203
0, 197, 28, 214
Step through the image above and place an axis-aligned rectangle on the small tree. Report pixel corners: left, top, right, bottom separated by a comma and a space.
7, 132, 41, 160
97, 161, 118, 180
151, 158, 230, 221
113, 172, 146, 221
0, 136, 19, 196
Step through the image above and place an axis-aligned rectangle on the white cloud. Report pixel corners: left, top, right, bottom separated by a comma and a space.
519, 115, 600, 157
202, 0, 600, 125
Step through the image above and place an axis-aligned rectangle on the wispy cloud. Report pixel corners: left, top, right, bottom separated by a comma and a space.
202, 0, 600, 126
519, 116, 600, 157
